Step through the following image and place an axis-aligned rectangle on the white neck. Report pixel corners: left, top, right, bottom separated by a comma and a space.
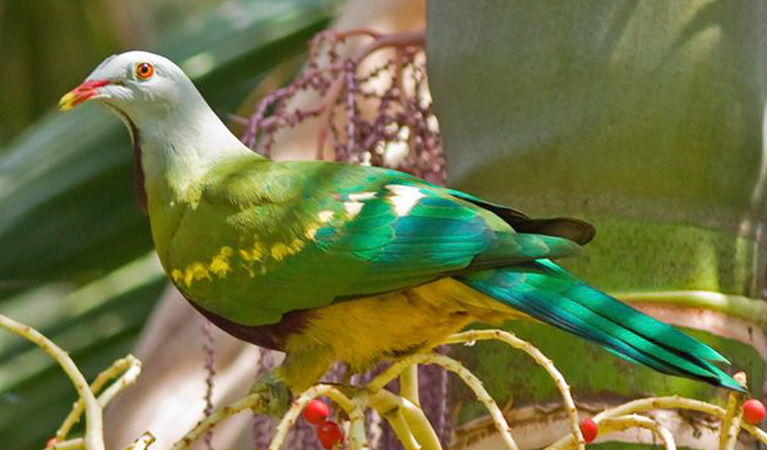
132, 95, 253, 200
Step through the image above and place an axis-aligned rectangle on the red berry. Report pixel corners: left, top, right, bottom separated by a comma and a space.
302, 399, 330, 425
580, 417, 598, 443
316, 420, 343, 449
743, 399, 766, 424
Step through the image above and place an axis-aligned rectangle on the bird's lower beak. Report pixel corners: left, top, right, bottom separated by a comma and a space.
59, 79, 111, 112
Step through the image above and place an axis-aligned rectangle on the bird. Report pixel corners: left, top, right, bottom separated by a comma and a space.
60, 50, 744, 395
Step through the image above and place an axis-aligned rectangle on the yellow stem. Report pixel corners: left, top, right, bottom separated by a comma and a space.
0, 315, 104, 450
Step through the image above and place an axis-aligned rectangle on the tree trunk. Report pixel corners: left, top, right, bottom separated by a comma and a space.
427, 1, 767, 448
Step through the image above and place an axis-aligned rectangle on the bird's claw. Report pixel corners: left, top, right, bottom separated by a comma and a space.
249, 371, 291, 417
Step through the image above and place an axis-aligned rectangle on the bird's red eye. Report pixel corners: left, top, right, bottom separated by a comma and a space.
136, 62, 154, 79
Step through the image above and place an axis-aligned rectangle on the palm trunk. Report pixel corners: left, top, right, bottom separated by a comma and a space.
427, 1, 767, 447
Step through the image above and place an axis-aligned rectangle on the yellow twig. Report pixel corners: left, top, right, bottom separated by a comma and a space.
50, 439, 84, 450
400, 365, 420, 407
268, 384, 357, 450
719, 373, 747, 450
370, 353, 518, 450
0, 315, 105, 450
56, 355, 141, 440
381, 408, 420, 450
368, 388, 442, 450
124, 432, 155, 450
549, 395, 767, 449
598, 415, 676, 450
445, 329, 584, 448
349, 396, 371, 450
170, 392, 265, 450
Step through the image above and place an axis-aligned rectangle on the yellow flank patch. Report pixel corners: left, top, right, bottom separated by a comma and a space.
172, 235, 310, 287
209, 246, 233, 278
239, 241, 265, 262
174, 246, 235, 288
270, 238, 305, 261
183, 262, 212, 287
305, 226, 318, 240
171, 269, 183, 284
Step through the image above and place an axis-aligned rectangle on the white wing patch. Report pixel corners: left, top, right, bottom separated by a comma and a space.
344, 201, 364, 218
347, 192, 377, 201
385, 184, 425, 216
318, 210, 334, 222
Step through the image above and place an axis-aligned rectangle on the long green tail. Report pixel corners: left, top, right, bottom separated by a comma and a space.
458, 259, 745, 392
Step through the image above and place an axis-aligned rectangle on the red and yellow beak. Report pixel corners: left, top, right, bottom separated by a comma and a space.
58, 79, 110, 112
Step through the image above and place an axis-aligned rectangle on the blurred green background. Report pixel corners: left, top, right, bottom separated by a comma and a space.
0, 0, 339, 447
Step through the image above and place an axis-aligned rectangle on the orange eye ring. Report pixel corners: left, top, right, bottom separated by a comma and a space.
136, 62, 154, 79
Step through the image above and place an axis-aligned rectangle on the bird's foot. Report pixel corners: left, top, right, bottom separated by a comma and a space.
249, 370, 291, 418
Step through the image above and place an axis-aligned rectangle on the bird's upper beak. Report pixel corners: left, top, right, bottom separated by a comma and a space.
58, 79, 111, 112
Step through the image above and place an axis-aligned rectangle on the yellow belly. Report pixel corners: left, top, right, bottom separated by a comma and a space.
278, 277, 523, 391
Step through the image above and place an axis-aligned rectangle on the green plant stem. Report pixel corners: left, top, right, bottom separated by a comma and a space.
617, 290, 767, 330
368, 388, 442, 450
400, 365, 420, 407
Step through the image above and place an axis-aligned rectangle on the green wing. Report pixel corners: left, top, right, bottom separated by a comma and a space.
165, 159, 582, 326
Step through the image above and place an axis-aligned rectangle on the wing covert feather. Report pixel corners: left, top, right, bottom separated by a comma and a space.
166, 160, 581, 326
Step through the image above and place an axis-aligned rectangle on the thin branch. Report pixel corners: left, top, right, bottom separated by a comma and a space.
49, 439, 83, 450
366, 388, 442, 450
124, 432, 156, 450
598, 415, 676, 450
56, 355, 141, 440
0, 315, 105, 450
549, 396, 767, 449
445, 330, 584, 448
369, 353, 519, 450
380, 408, 420, 450
400, 365, 420, 407
349, 396, 372, 450
315, 30, 425, 158
170, 392, 266, 450
719, 372, 747, 450
268, 384, 357, 450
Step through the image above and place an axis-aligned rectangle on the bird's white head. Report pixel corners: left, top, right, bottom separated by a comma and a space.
60, 51, 252, 208
59, 51, 205, 128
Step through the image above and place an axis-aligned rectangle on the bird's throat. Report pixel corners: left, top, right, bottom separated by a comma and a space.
108, 104, 148, 213
127, 119, 148, 212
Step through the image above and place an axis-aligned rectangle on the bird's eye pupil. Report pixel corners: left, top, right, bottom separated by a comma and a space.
137, 62, 154, 79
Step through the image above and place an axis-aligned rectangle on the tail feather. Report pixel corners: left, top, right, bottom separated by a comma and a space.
458, 260, 746, 392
